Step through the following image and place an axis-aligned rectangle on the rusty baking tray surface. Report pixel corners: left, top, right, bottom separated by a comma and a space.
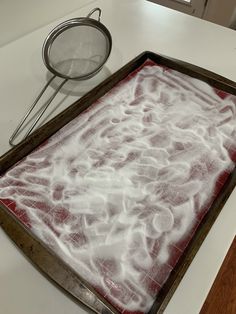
0, 52, 236, 314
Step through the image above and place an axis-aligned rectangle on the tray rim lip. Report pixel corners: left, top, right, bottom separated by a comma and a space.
0, 50, 236, 314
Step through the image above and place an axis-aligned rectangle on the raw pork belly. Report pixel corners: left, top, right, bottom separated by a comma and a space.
1, 61, 236, 313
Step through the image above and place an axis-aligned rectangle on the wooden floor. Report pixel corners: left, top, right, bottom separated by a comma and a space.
200, 236, 236, 314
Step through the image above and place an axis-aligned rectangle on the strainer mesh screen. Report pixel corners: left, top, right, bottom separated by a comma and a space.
49, 25, 108, 78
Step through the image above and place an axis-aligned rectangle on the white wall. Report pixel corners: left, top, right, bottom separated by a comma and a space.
203, 0, 236, 27
0, 0, 94, 47
148, 0, 206, 17
148, 0, 236, 27
230, 7, 236, 29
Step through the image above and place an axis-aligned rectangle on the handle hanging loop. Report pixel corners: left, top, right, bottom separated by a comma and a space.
87, 7, 101, 21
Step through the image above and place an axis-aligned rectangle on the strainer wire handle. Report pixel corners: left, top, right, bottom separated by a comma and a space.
87, 7, 101, 21
9, 76, 67, 146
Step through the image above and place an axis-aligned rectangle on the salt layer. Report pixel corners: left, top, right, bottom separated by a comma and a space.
1, 62, 236, 313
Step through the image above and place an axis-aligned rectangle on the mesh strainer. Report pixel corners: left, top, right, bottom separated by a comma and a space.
9, 8, 112, 146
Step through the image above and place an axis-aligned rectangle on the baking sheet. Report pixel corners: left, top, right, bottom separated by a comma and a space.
0, 52, 236, 314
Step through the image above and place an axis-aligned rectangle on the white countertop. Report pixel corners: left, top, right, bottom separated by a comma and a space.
0, 1, 236, 313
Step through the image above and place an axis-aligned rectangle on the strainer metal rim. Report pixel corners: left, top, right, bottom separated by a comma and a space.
42, 17, 112, 80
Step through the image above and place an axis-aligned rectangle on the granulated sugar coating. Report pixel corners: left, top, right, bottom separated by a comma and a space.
1, 60, 236, 313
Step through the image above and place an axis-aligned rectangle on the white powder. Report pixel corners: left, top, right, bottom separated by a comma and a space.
1, 62, 236, 312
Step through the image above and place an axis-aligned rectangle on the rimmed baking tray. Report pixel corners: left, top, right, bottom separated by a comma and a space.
0, 51, 236, 314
